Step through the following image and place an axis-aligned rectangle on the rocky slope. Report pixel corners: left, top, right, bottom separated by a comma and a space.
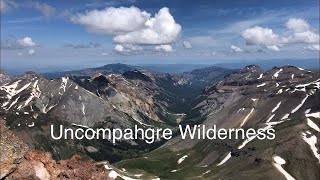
116, 65, 320, 180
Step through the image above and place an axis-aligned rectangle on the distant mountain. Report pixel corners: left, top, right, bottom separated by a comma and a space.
138, 64, 213, 73
42, 63, 137, 79
214, 58, 319, 71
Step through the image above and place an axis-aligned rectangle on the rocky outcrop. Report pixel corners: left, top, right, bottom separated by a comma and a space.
1, 151, 112, 180
0, 120, 29, 179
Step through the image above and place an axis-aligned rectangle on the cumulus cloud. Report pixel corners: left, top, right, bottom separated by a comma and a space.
182, 41, 192, 49
285, 31, 319, 44
284, 19, 319, 44
241, 26, 281, 46
286, 18, 310, 33
113, 8, 181, 45
71, 7, 181, 46
71, 6, 149, 35
241, 18, 319, 51
17, 37, 36, 47
114, 44, 124, 52
230, 45, 243, 52
155, 44, 173, 52
28, 49, 35, 55
305, 44, 320, 51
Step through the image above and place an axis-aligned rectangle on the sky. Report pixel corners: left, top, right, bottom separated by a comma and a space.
1, 0, 319, 73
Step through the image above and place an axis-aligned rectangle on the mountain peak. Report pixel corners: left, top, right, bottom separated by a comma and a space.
123, 70, 152, 82
241, 65, 263, 73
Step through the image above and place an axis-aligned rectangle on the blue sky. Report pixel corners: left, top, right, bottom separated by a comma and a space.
1, 0, 319, 73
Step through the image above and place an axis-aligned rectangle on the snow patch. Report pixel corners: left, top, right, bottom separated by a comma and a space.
272, 102, 282, 113
59, 77, 69, 94
28, 122, 35, 127
266, 114, 275, 123
6, 96, 20, 110
257, 73, 263, 79
108, 170, 140, 180
302, 132, 320, 162
81, 103, 86, 115
202, 170, 211, 175
281, 114, 290, 120
216, 152, 231, 166
291, 95, 309, 114
237, 108, 245, 113
239, 108, 254, 127
272, 156, 295, 180
305, 112, 320, 118
257, 83, 266, 87
295, 79, 320, 90
177, 155, 188, 164
273, 69, 283, 78
306, 118, 320, 132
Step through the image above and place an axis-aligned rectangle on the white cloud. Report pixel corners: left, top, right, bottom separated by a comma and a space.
285, 30, 319, 44
182, 41, 192, 49
188, 36, 215, 46
230, 45, 243, 52
17, 37, 36, 47
71, 7, 181, 45
267, 45, 280, 51
113, 8, 181, 45
284, 18, 319, 44
114, 44, 125, 52
71, 6, 149, 35
305, 44, 320, 51
241, 26, 281, 46
28, 49, 35, 55
241, 18, 319, 52
286, 18, 310, 33
155, 44, 173, 52
114, 44, 143, 53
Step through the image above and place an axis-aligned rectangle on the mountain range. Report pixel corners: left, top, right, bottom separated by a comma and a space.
0, 63, 319, 180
